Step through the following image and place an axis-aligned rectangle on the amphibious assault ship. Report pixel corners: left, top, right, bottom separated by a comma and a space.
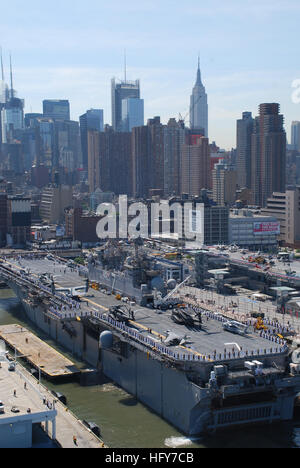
1, 246, 300, 435
88, 238, 167, 306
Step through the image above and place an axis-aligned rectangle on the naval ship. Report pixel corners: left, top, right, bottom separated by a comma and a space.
1, 245, 300, 435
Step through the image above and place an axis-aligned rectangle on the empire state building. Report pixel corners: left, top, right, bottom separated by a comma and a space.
189, 59, 208, 137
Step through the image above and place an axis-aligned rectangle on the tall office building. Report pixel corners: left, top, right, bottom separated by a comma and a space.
87, 128, 132, 196
87, 130, 100, 194
131, 117, 164, 198
163, 118, 185, 196
181, 136, 210, 197
24, 113, 43, 128
53, 119, 82, 174
251, 103, 286, 207
1, 96, 24, 143
106, 130, 132, 195
6, 142, 23, 174
20, 127, 36, 170
33, 118, 55, 168
23, 110, 81, 182
0, 54, 24, 144
190, 58, 208, 137
212, 161, 237, 206
43, 100, 70, 121
121, 98, 144, 132
148, 116, 164, 194
132, 125, 151, 198
0, 68, 24, 144
236, 112, 254, 189
80, 109, 104, 171
111, 78, 140, 132
291, 121, 300, 151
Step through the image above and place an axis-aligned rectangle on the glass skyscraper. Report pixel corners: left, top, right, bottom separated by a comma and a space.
43, 100, 70, 121
1, 97, 24, 143
121, 98, 144, 132
80, 109, 104, 171
111, 78, 140, 132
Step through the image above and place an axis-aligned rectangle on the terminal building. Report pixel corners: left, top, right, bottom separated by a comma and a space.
229, 209, 279, 251
261, 187, 300, 248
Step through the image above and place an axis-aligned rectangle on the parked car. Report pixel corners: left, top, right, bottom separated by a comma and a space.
8, 362, 16, 372
11, 406, 20, 413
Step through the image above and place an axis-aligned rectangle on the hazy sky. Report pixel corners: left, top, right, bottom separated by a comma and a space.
1, 0, 300, 149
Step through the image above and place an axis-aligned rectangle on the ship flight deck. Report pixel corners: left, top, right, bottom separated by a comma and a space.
1, 255, 286, 361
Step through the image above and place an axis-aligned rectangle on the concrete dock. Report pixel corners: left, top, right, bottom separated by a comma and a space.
0, 324, 80, 379
0, 360, 57, 448
0, 359, 106, 448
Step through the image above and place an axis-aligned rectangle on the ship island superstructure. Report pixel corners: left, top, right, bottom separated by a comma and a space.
0, 244, 300, 435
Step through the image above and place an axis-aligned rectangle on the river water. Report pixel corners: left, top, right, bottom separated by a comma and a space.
0, 288, 299, 449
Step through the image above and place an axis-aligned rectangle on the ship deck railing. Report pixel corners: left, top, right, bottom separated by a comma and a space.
96, 311, 287, 363
58, 308, 287, 364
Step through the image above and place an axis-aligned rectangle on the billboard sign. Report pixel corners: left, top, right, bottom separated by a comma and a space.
253, 222, 280, 236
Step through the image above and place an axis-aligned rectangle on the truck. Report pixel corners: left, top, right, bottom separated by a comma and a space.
277, 252, 294, 262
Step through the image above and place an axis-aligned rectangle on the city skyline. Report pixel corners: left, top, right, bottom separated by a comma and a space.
1, 0, 300, 149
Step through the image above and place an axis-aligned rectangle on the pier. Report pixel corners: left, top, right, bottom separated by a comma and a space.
0, 359, 106, 448
0, 324, 80, 379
